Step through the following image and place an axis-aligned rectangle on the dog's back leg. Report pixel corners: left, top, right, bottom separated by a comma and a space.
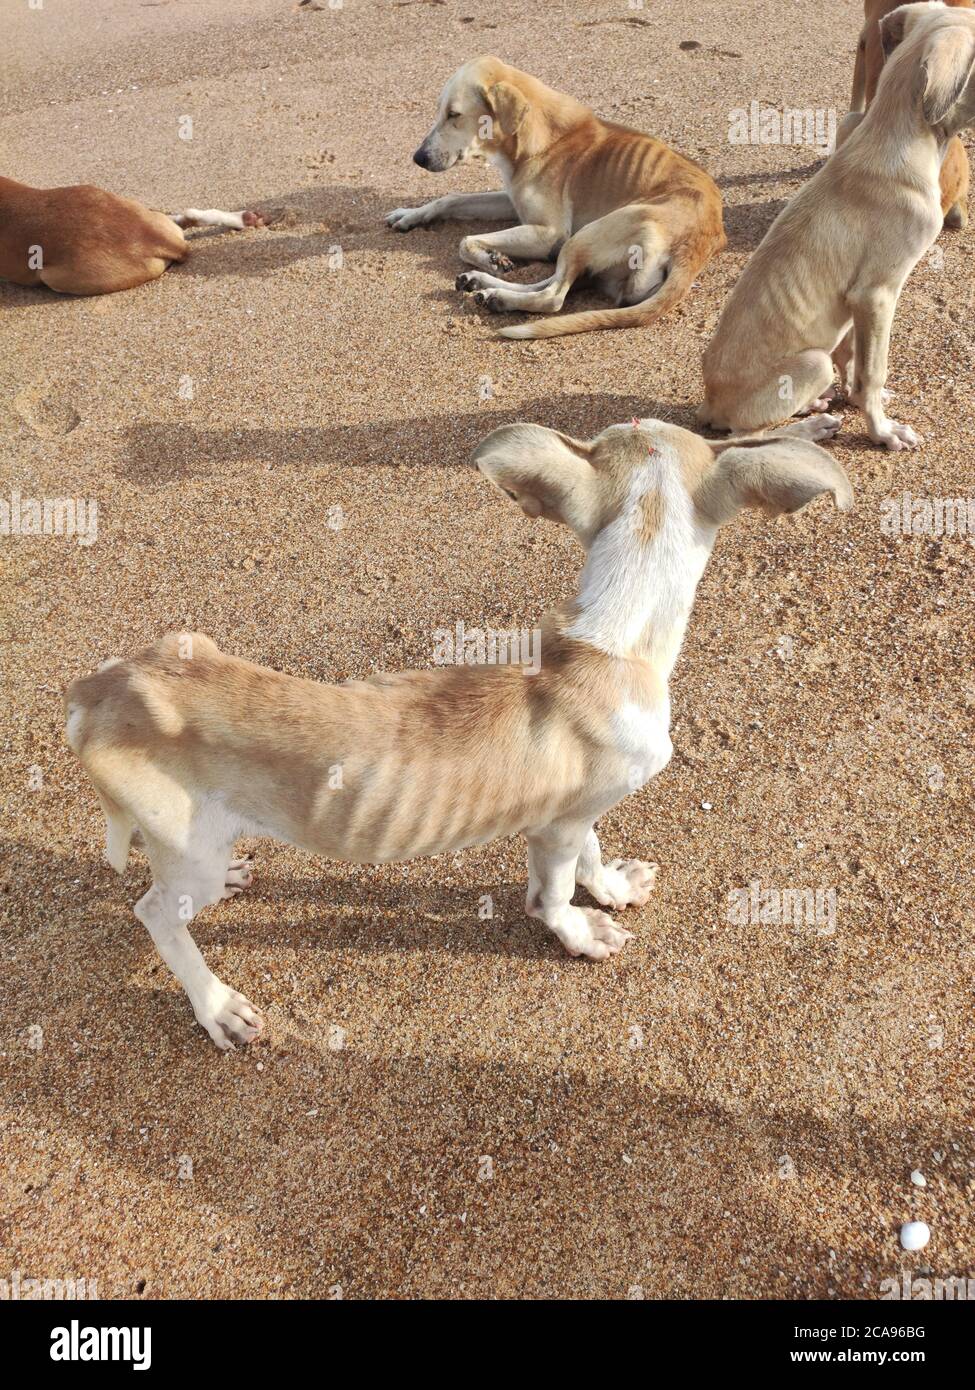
702, 348, 836, 433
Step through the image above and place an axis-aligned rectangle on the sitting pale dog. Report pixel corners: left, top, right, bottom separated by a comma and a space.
701, 2, 975, 449
66, 416, 849, 1048
385, 56, 726, 339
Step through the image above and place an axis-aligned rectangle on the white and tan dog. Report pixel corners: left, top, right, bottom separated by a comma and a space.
66, 415, 850, 1049
701, 2, 975, 449
385, 56, 726, 339
0, 176, 265, 296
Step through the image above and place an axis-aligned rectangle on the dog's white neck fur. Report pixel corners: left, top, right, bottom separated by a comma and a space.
566, 432, 715, 677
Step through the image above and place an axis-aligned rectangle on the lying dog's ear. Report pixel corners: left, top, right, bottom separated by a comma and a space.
921, 23, 975, 126
485, 81, 530, 138
473, 423, 600, 540
695, 438, 853, 526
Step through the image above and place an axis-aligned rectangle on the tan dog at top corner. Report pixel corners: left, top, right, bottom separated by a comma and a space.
66, 413, 848, 1049
384, 56, 726, 339
700, 3, 975, 451
840, 0, 971, 226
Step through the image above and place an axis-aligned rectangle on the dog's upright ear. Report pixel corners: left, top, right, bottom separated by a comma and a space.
921, 18, 975, 126
484, 81, 530, 139
473, 423, 601, 542
694, 438, 853, 526
879, 3, 913, 59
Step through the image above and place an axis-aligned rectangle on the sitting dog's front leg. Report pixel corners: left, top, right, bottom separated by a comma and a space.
459, 223, 561, 274
848, 287, 921, 450
524, 820, 634, 960
575, 828, 658, 910
385, 191, 514, 233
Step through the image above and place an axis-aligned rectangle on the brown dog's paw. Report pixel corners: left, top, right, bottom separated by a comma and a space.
488, 252, 514, 273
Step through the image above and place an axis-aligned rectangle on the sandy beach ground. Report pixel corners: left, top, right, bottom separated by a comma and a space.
1, 0, 973, 1299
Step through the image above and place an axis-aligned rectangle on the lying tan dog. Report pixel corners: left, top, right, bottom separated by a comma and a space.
66, 414, 849, 1048
0, 176, 264, 295
384, 56, 726, 339
701, 2, 975, 449
842, 0, 971, 226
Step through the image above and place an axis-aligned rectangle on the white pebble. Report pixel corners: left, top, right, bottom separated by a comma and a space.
910, 1170, 927, 1188
900, 1221, 930, 1252
701, 800, 712, 811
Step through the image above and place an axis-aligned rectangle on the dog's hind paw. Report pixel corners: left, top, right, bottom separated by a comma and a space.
474, 289, 505, 314
487, 251, 515, 273
221, 856, 254, 900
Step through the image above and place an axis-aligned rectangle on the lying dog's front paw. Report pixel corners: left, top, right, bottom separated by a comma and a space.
385, 207, 425, 232
194, 983, 264, 1051
456, 272, 480, 292
873, 419, 922, 451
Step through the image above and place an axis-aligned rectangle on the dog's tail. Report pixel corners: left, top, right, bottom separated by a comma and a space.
497, 245, 703, 341
97, 790, 136, 873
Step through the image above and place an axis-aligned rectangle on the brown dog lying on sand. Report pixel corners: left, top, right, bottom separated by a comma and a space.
701, 3, 975, 449
385, 56, 726, 339
840, 0, 971, 226
66, 413, 848, 1048
0, 176, 265, 295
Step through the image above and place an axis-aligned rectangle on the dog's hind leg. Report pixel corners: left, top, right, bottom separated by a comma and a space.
135, 832, 263, 1048
471, 206, 665, 317
524, 819, 633, 960
712, 349, 836, 433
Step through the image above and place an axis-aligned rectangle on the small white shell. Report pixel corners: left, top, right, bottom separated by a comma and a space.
910, 1170, 927, 1188
900, 1221, 930, 1251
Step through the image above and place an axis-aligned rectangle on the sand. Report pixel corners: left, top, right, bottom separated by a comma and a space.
1, 0, 973, 1300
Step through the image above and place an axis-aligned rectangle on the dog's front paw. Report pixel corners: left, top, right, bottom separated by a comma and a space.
193, 983, 264, 1051
603, 859, 658, 908
872, 419, 922, 451
385, 206, 427, 232
552, 906, 633, 960
456, 271, 481, 292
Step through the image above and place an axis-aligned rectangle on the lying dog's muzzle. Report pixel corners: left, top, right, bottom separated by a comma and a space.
413, 144, 434, 170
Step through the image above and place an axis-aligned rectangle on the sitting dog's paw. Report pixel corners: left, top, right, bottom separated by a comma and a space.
194, 984, 264, 1051
873, 419, 921, 451
221, 856, 254, 901
385, 207, 426, 232
556, 906, 633, 961
785, 413, 841, 443
473, 289, 505, 313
